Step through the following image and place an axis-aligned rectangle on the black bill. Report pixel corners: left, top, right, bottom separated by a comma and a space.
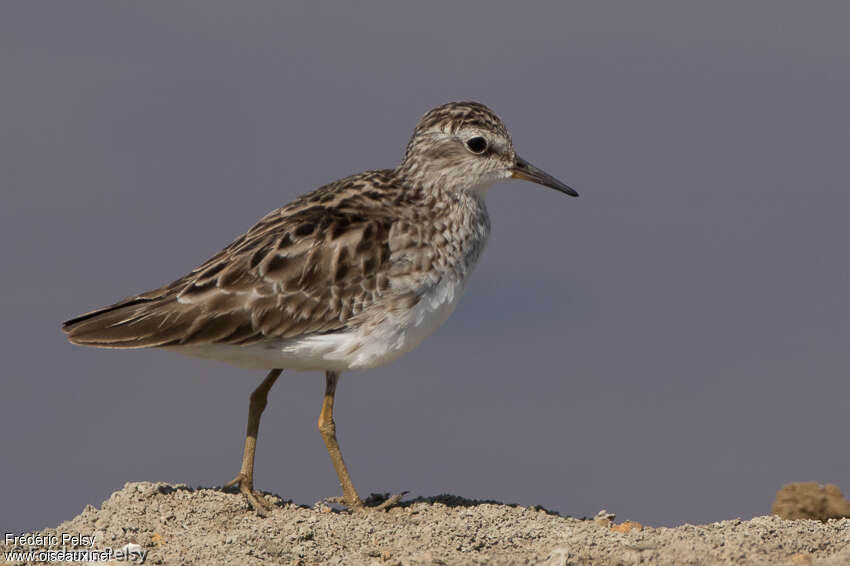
511, 155, 578, 197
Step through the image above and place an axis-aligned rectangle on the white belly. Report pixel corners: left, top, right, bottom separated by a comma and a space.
168, 275, 469, 372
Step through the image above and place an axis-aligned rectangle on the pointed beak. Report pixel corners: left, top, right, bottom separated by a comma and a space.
511, 155, 578, 197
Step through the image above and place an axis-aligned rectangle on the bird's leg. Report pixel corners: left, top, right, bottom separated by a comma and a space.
226, 368, 282, 517
318, 371, 364, 510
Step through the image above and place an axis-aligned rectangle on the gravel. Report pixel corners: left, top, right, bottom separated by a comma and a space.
3, 481, 849, 565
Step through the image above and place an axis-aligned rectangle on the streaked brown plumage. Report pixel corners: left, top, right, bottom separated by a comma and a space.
64, 170, 408, 348
62, 101, 577, 515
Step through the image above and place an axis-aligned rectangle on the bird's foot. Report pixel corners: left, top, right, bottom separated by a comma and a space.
324, 491, 408, 512
366, 491, 408, 511
224, 473, 273, 517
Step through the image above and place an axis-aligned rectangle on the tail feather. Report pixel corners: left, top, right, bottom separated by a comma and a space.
62, 298, 195, 349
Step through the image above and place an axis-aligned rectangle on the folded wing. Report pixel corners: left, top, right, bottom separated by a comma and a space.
63, 198, 395, 349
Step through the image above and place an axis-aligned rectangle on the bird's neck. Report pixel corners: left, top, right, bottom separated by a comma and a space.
392, 164, 497, 202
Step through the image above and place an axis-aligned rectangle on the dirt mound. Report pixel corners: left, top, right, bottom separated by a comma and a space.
773, 483, 850, 522
4, 482, 849, 565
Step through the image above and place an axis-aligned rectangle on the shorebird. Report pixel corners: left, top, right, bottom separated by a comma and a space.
62, 101, 578, 516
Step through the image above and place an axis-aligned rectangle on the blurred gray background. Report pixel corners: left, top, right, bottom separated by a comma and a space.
2, 1, 848, 533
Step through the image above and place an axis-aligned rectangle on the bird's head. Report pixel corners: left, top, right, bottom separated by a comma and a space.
397, 101, 577, 198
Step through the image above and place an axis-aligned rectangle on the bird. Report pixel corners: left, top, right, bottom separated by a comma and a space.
62, 101, 578, 516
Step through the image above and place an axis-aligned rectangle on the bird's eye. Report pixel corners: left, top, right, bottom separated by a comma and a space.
465, 136, 488, 154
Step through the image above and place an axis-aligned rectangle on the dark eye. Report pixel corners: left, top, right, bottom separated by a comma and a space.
465, 136, 488, 154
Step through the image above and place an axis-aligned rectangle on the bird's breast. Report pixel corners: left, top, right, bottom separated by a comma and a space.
341, 197, 491, 368
278, 197, 491, 371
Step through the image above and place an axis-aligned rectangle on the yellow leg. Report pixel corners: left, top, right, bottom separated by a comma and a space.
226, 368, 282, 516
318, 371, 363, 509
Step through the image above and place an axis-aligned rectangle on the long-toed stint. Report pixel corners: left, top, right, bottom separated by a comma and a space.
63, 101, 578, 516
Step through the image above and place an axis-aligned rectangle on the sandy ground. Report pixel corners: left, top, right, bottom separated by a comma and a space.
3, 482, 849, 565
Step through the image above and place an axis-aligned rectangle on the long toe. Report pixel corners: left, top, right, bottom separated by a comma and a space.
364, 491, 408, 511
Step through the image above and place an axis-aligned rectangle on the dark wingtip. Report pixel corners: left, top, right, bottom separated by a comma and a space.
63, 298, 150, 330
61, 298, 158, 345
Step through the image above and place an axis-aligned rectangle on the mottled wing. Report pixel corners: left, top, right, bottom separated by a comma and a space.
62, 175, 400, 349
